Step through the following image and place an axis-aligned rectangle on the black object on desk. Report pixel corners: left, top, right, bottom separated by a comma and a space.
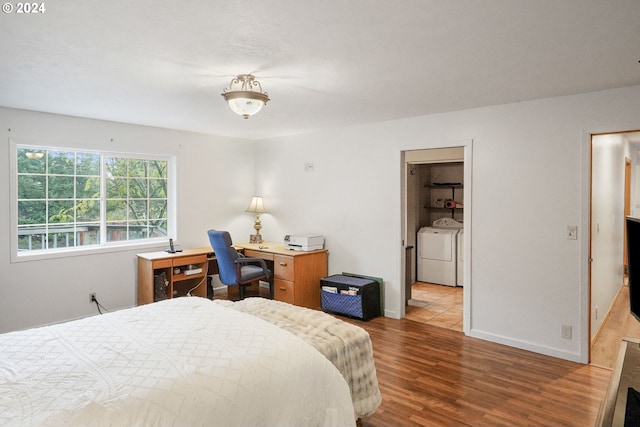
165, 238, 183, 253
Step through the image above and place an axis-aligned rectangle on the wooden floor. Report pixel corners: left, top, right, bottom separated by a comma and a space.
353, 316, 611, 427
215, 286, 611, 426
406, 281, 639, 366
591, 282, 640, 368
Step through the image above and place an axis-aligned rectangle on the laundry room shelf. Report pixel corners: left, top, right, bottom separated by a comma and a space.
426, 183, 463, 218
420, 162, 464, 224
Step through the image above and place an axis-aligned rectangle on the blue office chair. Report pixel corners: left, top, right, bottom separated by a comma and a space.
207, 229, 272, 300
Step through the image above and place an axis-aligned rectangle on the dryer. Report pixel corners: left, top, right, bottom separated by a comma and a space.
417, 226, 458, 286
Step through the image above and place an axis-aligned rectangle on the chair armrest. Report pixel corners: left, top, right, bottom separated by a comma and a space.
235, 257, 268, 269
234, 257, 272, 280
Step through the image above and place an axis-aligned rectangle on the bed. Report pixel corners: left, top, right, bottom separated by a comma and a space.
0, 296, 381, 427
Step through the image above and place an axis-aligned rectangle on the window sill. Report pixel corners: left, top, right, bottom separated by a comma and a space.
11, 240, 171, 263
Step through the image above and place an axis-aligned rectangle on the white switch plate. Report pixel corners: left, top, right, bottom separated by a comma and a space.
567, 225, 578, 240
561, 324, 572, 339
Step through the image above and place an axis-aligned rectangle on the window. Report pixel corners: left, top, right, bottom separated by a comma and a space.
104, 156, 169, 242
13, 143, 174, 257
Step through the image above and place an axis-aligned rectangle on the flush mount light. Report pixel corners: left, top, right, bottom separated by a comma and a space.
221, 74, 270, 119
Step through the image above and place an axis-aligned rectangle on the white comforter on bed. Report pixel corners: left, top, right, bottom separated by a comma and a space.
0, 297, 356, 427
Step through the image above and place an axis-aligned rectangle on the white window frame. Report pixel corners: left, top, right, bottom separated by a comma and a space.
9, 138, 177, 262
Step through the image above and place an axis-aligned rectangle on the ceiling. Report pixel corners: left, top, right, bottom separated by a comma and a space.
1, 1, 639, 140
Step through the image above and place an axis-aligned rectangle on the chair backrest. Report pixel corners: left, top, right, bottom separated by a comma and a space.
207, 229, 240, 285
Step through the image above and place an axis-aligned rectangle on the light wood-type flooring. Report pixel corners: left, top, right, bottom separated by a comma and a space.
353, 315, 610, 427
591, 282, 640, 368
406, 282, 462, 332
406, 280, 640, 369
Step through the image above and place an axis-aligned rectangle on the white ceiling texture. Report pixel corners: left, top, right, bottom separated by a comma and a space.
1, 0, 639, 140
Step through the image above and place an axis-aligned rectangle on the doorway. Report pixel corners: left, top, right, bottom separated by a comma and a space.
401, 145, 471, 333
589, 131, 640, 365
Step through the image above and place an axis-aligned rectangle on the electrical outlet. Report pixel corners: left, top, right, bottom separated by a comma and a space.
561, 325, 572, 340
89, 293, 96, 303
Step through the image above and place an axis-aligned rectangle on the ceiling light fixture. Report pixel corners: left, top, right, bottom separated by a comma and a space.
221, 74, 270, 119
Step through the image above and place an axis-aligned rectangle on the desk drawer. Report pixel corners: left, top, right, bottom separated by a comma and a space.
173, 254, 206, 267
274, 279, 295, 304
153, 259, 173, 269
274, 255, 294, 281
244, 249, 274, 261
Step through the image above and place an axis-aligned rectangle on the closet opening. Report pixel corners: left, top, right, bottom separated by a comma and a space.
402, 147, 467, 332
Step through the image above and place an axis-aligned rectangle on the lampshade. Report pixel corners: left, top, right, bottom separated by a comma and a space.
221, 74, 270, 119
245, 196, 267, 214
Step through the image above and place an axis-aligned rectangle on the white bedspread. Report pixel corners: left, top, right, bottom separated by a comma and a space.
0, 297, 356, 427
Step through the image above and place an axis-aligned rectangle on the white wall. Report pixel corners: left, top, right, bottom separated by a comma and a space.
0, 107, 257, 333
256, 85, 640, 362
3, 85, 640, 363
590, 134, 629, 338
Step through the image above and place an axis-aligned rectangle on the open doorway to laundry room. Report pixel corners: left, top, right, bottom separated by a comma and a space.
402, 146, 467, 333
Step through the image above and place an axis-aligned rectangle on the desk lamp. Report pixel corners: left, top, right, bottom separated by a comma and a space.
246, 196, 267, 243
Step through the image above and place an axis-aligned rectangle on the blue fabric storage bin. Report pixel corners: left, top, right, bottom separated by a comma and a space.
321, 291, 364, 318
320, 274, 381, 320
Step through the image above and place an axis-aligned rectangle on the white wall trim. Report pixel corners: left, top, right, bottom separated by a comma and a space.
462, 142, 473, 335
580, 123, 640, 364
396, 139, 473, 333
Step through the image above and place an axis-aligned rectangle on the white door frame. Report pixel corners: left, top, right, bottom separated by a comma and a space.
581, 126, 640, 364
397, 140, 473, 335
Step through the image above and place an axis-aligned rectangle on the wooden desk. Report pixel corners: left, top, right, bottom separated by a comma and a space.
234, 242, 328, 309
137, 247, 212, 305
137, 243, 328, 309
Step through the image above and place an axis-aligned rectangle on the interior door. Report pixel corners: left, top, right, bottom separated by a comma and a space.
625, 157, 631, 270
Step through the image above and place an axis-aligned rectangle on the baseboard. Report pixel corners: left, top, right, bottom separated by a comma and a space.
591, 306, 614, 346
591, 282, 626, 346
212, 285, 226, 295
469, 329, 583, 363
384, 308, 400, 319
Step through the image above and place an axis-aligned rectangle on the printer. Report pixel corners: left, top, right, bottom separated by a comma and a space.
284, 234, 325, 251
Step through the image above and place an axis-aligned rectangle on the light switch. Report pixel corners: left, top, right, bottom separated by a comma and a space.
567, 225, 578, 240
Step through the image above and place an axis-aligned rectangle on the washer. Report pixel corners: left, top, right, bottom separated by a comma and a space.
417, 226, 458, 286
456, 228, 464, 287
